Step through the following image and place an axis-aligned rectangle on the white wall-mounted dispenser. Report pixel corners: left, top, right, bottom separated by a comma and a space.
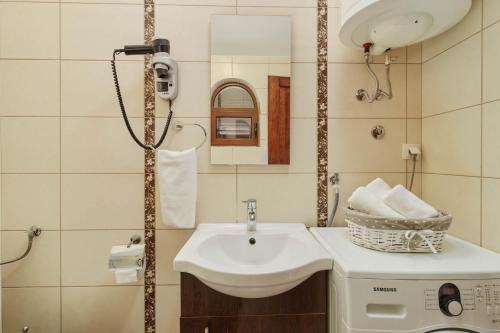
339, 0, 472, 55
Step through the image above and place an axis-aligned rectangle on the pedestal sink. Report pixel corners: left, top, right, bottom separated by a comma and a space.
173, 223, 332, 298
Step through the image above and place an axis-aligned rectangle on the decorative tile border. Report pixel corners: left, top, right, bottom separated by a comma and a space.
317, 0, 328, 227
144, 0, 156, 332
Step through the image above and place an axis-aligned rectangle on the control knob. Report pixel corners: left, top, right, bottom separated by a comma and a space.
441, 299, 463, 317
439, 283, 463, 317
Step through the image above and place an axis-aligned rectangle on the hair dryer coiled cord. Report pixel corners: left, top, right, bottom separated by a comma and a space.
111, 51, 173, 150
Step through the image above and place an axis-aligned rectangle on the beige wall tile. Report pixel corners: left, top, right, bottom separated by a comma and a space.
2, 287, 60, 333
483, 100, 500, 177
328, 119, 406, 173
211, 62, 233, 88
61, 60, 144, 117
61, 4, 143, 60
0, 60, 60, 116
328, 173, 406, 226
2, 174, 60, 231
256, 88, 268, 115
238, 0, 315, 6
233, 63, 269, 90
1, 117, 60, 173
422, 34, 481, 117
156, 5, 236, 62
233, 146, 267, 165
483, 22, 500, 103
407, 118, 422, 172
482, 178, 500, 252
156, 230, 192, 285
156, 173, 237, 228
2, 231, 60, 287
422, 106, 481, 176
406, 43, 422, 64
157, 0, 233, 4
0, 3, 59, 59
237, 173, 316, 225
237, 7, 316, 63
290, 63, 316, 118
269, 63, 291, 77
407, 64, 422, 118
422, 0, 481, 61
61, 174, 144, 230
237, 118, 316, 173
328, 0, 341, 7
62, 286, 144, 333
406, 172, 422, 197
328, 7, 363, 64
422, 174, 481, 244
61, 117, 144, 173
484, 0, 500, 27
372, 47, 406, 64
61, 230, 144, 286
328, 64, 406, 118
158, 117, 235, 174
211, 146, 233, 165
158, 62, 211, 118
156, 285, 181, 333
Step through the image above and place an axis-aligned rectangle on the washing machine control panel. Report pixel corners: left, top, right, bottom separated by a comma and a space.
423, 280, 500, 327
338, 275, 500, 332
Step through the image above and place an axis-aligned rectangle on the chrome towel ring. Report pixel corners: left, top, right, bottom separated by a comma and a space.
174, 121, 207, 150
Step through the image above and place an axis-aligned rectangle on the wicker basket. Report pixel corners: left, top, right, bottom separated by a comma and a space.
344, 207, 452, 253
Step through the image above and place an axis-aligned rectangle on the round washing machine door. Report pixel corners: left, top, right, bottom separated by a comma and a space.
426, 329, 480, 333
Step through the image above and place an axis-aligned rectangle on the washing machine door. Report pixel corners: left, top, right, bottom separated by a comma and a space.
426, 329, 480, 333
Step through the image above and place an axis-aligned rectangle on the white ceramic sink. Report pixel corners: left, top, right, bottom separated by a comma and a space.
173, 223, 332, 298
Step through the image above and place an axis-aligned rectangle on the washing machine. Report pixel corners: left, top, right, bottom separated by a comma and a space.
310, 228, 500, 333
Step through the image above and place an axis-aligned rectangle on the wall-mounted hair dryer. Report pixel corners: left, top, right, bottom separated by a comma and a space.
115, 37, 178, 100
111, 37, 177, 150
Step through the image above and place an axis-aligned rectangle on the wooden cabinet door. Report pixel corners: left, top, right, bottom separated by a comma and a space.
181, 314, 326, 333
268, 76, 291, 165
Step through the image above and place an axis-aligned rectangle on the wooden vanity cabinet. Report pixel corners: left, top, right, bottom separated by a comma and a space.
180, 271, 328, 333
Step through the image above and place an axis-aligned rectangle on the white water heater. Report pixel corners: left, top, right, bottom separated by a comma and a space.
339, 0, 472, 55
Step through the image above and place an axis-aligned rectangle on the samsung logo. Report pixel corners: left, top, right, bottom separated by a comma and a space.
373, 287, 397, 292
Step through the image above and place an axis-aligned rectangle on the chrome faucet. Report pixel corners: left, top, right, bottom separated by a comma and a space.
242, 199, 257, 232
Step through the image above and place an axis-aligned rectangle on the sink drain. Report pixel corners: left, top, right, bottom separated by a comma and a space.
249, 237, 256, 245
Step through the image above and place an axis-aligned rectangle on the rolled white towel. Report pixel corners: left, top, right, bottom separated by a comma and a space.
383, 184, 439, 219
348, 187, 404, 218
366, 177, 392, 199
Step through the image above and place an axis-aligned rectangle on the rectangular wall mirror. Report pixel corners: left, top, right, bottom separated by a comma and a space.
210, 15, 291, 165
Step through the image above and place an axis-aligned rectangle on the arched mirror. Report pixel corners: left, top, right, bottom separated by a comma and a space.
211, 82, 259, 146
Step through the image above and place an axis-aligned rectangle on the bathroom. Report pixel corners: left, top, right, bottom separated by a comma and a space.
0, 0, 499, 332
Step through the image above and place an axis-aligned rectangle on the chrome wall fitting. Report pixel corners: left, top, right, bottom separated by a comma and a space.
0, 226, 42, 266
127, 234, 142, 248
371, 125, 385, 140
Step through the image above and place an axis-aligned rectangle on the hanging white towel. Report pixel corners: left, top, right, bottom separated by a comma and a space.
366, 177, 392, 199
348, 187, 404, 218
158, 148, 197, 228
383, 184, 439, 219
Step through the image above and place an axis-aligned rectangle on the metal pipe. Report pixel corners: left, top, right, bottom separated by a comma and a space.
0, 226, 41, 266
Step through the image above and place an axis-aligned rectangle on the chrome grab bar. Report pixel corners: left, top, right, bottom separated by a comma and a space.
0, 226, 42, 266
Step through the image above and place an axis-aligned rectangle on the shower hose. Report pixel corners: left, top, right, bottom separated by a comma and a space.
111, 50, 173, 150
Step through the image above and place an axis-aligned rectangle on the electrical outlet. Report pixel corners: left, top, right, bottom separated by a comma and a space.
402, 144, 421, 160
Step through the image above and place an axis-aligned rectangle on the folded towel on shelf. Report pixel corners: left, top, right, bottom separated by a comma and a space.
383, 184, 439, 219
158, 148, 197, 228
366, 177, 392, 199
348, 186, 404, 218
